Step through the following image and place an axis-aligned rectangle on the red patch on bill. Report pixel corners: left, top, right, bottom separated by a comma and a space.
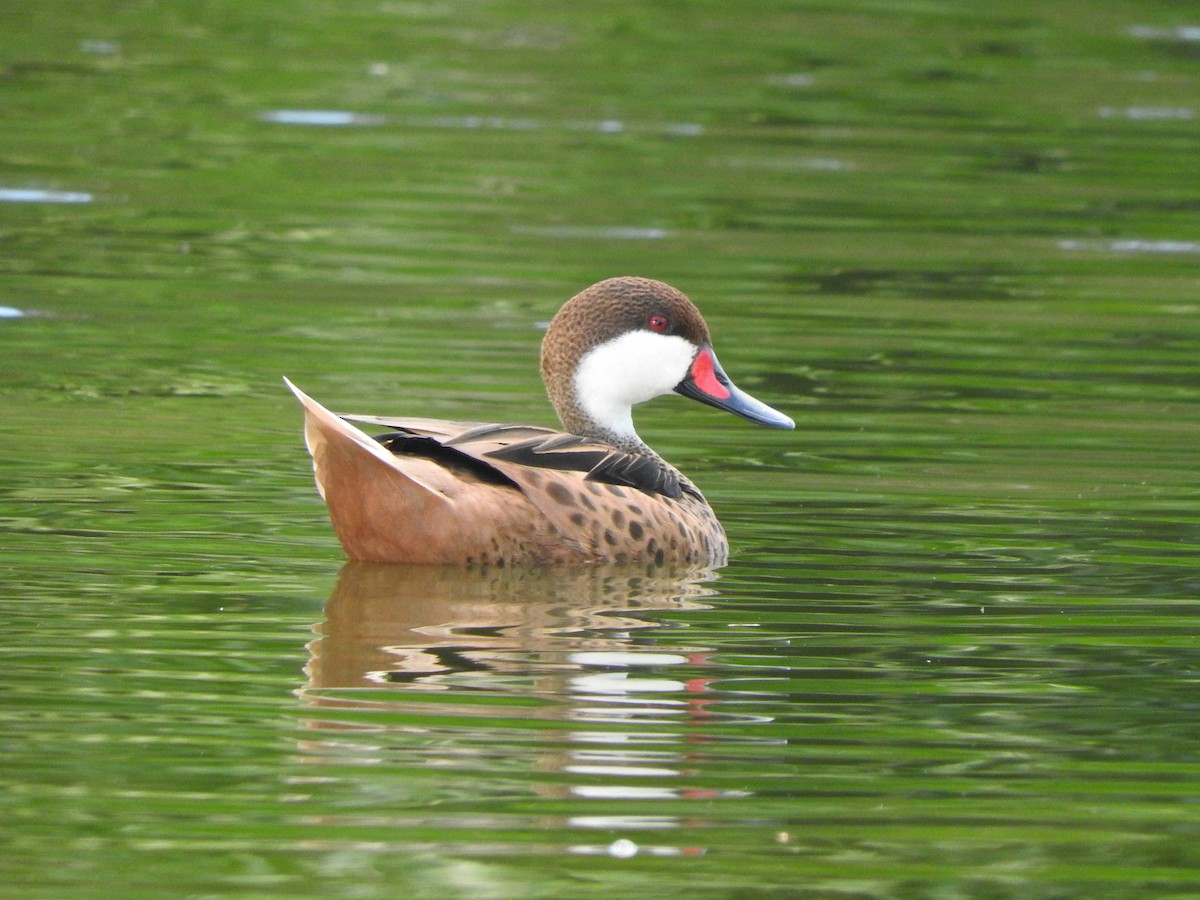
690, 349, 730, 399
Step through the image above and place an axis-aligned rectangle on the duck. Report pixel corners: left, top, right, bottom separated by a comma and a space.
285, 276, 793, 567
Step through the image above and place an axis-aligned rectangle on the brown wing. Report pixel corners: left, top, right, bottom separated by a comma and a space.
343, 415, 686, 500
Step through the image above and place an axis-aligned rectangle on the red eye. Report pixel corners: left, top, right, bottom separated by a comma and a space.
648, 314, 669, 333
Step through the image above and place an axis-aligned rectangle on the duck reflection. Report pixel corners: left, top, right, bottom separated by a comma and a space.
305, 561, 716, 692
300, 562, 756, 857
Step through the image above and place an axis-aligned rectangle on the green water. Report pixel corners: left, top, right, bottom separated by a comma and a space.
3, 1, 1200, 897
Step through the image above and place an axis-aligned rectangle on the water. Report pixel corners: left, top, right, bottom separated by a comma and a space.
3, 1, 1200, 897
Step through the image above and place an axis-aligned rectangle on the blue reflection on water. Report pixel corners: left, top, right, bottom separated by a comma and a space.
0, 188, 93, 204
259, 109, 386, 126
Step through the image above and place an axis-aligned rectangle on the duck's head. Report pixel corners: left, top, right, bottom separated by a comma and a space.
540, 276, 795, 449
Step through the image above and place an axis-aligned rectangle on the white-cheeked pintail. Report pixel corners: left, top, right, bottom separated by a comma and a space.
286, 276, 793, 566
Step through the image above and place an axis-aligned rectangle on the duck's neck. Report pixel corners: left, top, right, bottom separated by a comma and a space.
558, 401, 653, 454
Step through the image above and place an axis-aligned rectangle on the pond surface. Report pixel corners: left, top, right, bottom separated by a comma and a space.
3, 2, 1200, 897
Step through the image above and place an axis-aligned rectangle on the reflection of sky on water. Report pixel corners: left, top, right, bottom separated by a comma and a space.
259, 108, 704, 136
0, 187, 93, 203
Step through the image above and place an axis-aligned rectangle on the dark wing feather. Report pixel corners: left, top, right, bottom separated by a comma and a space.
585, 450, 684, 499
372, 432, 519, 488
484, 436, 609, 473
484, 433, 684, 500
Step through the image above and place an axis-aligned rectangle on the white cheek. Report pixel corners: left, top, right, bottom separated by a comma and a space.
573, 332, 696, 436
